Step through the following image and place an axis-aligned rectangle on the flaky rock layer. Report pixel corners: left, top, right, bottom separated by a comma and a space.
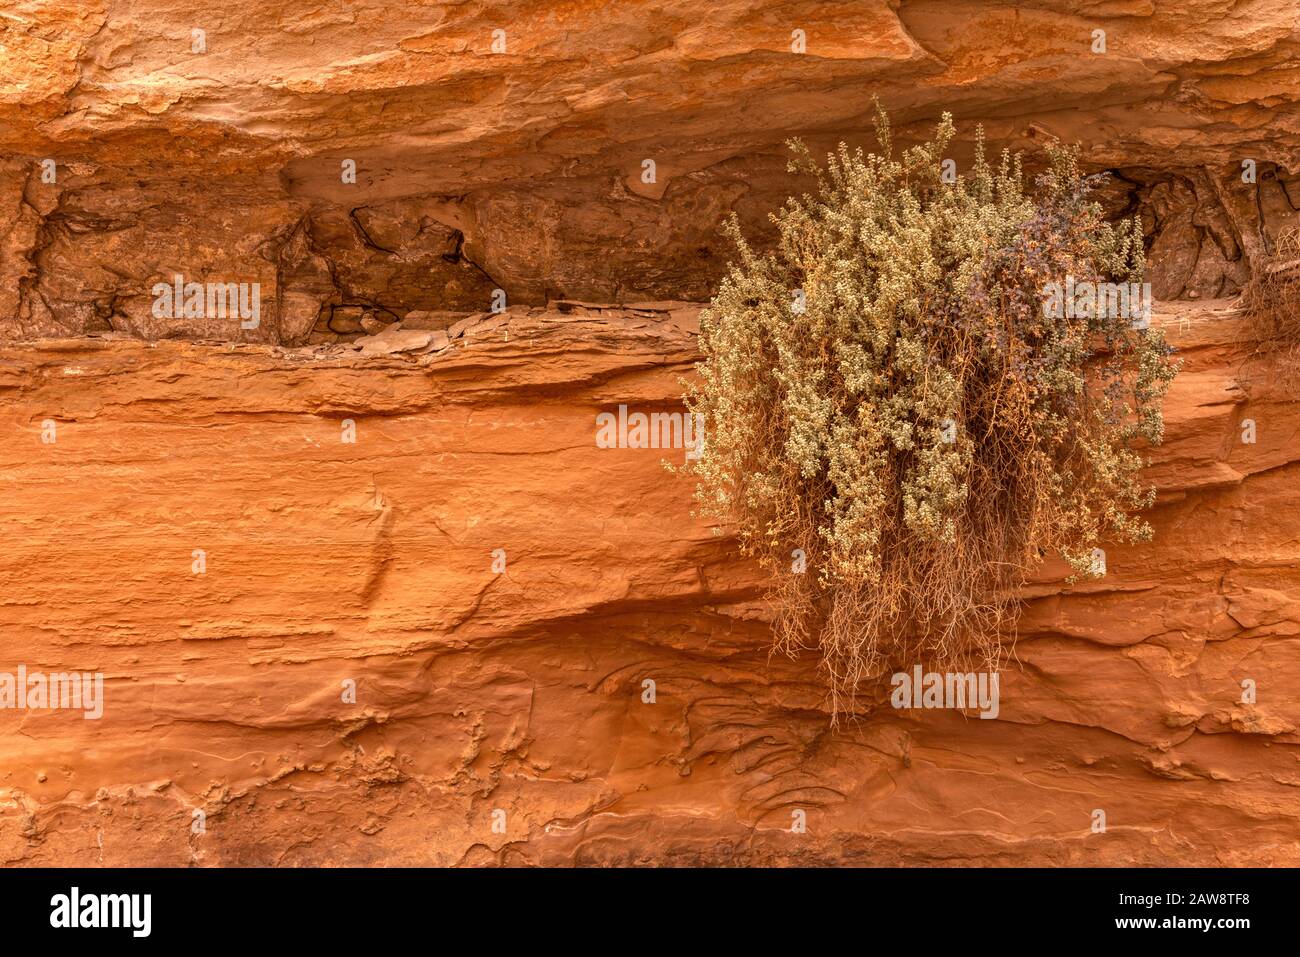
1, 1, 1298, 865
1, 302, 1297, 866
1, 1, 1298, 342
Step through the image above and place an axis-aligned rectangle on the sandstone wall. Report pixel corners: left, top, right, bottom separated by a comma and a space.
1, 0, 1298, 341
1, 302, 1297, 865
1, 1, 1299, 865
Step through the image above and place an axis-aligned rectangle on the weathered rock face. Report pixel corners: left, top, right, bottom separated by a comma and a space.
1, 302, 1298, 866
2, 0, 1299, 341
1, 3, 1299, 866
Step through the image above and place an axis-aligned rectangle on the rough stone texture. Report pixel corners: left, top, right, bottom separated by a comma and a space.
1, 1, 1298, 342
1, 2, 1299, 866
0, 302, 1298, 866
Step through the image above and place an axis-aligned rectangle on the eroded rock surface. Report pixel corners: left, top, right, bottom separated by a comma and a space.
1, 1, 1298, 342
1, 2, 1298, 866
0, 302, 1297, 866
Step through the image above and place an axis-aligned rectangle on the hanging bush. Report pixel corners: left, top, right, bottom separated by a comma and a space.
685, 109, 1179, 718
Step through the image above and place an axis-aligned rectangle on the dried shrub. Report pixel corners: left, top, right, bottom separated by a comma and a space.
1242, 225, 1300, 370
684, 110, 1179, 718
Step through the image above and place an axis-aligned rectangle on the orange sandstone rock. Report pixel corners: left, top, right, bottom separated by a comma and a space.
0, 303, 1296, 866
